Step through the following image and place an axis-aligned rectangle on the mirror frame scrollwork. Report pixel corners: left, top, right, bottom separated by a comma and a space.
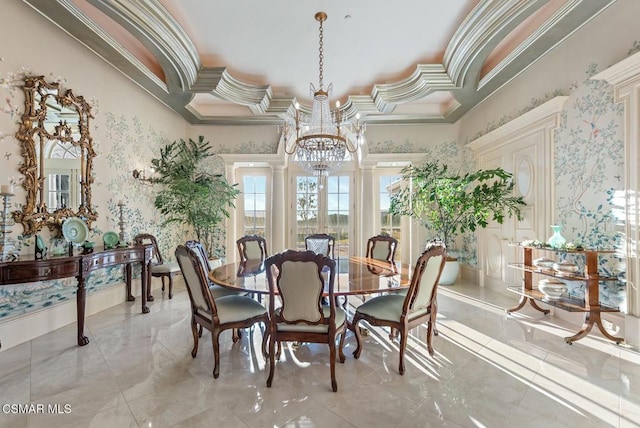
13, 76, 98, 235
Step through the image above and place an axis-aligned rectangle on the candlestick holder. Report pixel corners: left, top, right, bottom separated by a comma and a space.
117, 200, 127, 246
0, 191, 17, 261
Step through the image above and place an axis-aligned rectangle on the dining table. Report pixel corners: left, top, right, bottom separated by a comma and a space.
209, 256, 412, 297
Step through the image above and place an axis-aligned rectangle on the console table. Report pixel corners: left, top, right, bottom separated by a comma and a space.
0, 244, 154, 346
507, 243, 623, 345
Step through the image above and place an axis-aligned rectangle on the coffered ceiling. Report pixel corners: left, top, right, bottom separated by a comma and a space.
23, 0, 616, 126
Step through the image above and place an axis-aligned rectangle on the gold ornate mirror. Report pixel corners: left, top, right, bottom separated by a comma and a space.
13, 76, 97, 235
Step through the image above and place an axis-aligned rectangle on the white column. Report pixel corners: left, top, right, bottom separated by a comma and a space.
594, 52, 640, 349
360, 166, 375, 256
271, 165, 286, 253
225, 164, 237, 262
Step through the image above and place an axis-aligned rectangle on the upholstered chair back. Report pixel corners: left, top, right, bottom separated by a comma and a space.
175, 245, 216, 316
134, 233, 164, 264
366, 234, 398, 262
185, 240, 212, 275
405, 240, 447, 315
304, 233, 335, 259
266, 249, 336, 328
279, 259, 324, 322
237, 235, 268, 262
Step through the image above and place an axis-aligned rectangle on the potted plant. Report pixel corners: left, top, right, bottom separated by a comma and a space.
389, 161, 526, 284
150, 136, 240, 257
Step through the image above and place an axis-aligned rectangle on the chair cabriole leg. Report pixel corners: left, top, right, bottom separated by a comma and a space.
398, 329, 407, 375
329, 340, 338, 392
190, 317, 199, 358
261, 320, 269, 358
352, 316, 363, 359
266, 331, 276, 387
427, 311, 436, 356
212, 329, 221, 378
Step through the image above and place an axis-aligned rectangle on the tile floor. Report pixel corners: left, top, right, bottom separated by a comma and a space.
0, 279, 639, 428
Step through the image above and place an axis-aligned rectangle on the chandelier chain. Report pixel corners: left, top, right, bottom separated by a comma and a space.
318, 19, 324, 89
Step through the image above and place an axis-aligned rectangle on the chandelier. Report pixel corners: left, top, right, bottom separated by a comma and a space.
283, 12, 365, 177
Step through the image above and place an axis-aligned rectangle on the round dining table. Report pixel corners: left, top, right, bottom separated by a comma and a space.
209, 256, 412, 296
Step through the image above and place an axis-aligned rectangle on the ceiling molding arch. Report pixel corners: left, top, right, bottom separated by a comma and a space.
443, 0, 548, 88
86, 0, 200, 92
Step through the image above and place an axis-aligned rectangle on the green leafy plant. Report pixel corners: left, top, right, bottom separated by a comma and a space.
389, 161, 526, 253
150, 136, 240, 257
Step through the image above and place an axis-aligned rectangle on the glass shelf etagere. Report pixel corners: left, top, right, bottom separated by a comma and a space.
506, 242, 623, 345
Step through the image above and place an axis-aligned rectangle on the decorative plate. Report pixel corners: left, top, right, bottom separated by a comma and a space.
62, 217, 89, 245
103, 231, 119, 249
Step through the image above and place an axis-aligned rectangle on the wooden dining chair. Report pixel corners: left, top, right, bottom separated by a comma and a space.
185, 240, 246, 300
186, 239, 248, 342
175, 244, 268, 378
304, 233, 335, 258
265, 249, 347, 392
366, 234, 398, 262
236, 235, 268, 262
352, 240, 447, 375
134, 233, 181, 299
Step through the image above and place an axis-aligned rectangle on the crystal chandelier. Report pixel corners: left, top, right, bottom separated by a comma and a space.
283, 12, 365, 177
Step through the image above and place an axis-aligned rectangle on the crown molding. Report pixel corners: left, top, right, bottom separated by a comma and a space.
468, 96, 568, 151
592, 50, 640, 85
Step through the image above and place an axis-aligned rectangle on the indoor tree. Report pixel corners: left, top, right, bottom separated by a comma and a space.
150, 136, 240, 257
389, 161, 526, 253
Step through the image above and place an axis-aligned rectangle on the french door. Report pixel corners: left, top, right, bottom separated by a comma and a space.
292, 174, 354, 258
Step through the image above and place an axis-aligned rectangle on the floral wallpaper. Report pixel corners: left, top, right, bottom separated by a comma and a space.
552, 63, 625, 309
368, 139, 460, 158
210, 139, 277, 154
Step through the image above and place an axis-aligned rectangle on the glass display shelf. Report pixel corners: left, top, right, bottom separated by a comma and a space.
507, 242, 623, 345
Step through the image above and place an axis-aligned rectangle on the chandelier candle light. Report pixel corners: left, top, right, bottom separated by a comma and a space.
283, 12, 364, 177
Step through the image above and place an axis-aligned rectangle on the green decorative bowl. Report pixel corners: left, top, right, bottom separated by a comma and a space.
103, 231, 119, 249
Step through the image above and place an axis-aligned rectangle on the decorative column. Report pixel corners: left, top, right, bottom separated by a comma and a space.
360, 166, 375, 256
271, 165, 286, 253
593, 52, 640, 349
225, 164, 237, 261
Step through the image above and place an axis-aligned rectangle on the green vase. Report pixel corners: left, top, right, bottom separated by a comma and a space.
547, 224, 566, 248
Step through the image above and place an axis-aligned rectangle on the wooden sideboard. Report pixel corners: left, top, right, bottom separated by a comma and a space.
0, 244, 154, 346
